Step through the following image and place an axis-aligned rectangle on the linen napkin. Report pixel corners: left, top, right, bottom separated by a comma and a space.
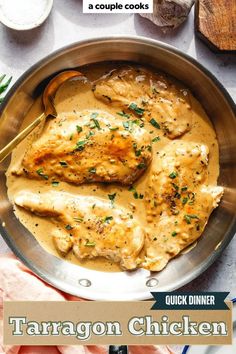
0, 255, 179, 354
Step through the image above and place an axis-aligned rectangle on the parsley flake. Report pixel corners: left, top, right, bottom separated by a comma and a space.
129, 102, 145, 117
75, 140, 87, 151
103, 216, 113, 224
36, 168, 48, 180
149, 118, 160, 129
152, 136, 160, 143
59, 161, 68, 167
117, 111, 130, 118
108, 193, 116, 204
137, 162, 146, 170
76, 125, 83, 133
65, 224, 73, 230
52, 181, 59, 187
169, 171, 178, 179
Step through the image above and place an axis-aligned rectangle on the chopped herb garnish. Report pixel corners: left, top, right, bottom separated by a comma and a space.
89, 167, 96, 174
149, 118, 160, 129
152, 136, 160, 143
85, 241, 96, 247
109, 127, 119, 131
182, 197, 189, 205
132, 119, 141, 126
117, 111, 130, 119
129, 186, 143, 199
181, 186, 188, 192
36, 168, 48, 180
76, 125, 83, 133
108, 193, 116, 204
188, 214, 199, 219
104, 216, 113, 224
133, 143, 142, 157
52, 181, 59, 187
123, 119, 143, 132
129, 186, 138, 199
184, 215, 191, 224
137, 162, 146, 170
91, 118, 101, 130
172, 231, 177, 237
123, 121, 130, 130
59, 161, 68, 167
75, 140, 87, 151
169, 171, 178, 179
86, 131, 95, 139
73, 217, 83, 223
129, 102, 145, 117
92, 204, 96, 209
184, 214, 199, 224
172, 183, 179, 191
69, 134, 74, 140
65, 224, 73, 230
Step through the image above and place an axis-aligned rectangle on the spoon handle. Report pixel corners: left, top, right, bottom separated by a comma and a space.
0, 112, 45, 163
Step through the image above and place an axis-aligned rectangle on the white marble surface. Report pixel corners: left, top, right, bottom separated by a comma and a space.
0, 1, 235, 295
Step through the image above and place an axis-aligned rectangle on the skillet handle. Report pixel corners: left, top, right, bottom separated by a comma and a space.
109, 345, 128, 354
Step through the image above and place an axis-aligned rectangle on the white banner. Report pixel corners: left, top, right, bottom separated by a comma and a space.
83, 0, 153, 13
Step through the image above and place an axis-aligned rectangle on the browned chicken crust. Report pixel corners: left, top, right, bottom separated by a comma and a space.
93, 66, 193, 139
14, 191, 145, 270
13, 110, 152, 185
143, 141, 223, 271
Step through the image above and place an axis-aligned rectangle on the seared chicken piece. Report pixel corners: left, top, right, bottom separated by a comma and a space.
13, 110, 152, 185
93, 67, 192, 139
14, 191, 145, 270
144, 141, 223, 271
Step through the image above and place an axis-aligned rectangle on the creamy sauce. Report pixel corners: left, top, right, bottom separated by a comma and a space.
6, 62, 220, 272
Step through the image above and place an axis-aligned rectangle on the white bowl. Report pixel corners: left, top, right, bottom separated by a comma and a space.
0, 0, 53, 31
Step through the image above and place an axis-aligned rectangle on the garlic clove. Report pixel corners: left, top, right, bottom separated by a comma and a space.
140, 0, 195, 30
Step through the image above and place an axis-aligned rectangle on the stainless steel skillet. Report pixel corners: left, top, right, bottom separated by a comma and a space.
0, 36, 235, 300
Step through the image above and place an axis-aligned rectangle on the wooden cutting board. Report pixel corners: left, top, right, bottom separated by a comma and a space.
195, 0, 236, 52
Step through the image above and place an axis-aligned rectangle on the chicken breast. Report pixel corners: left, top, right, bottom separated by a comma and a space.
13, 110, 152, 185
93, 66, 193, 139
143, 141, 223, 271
14, 190, 145, 270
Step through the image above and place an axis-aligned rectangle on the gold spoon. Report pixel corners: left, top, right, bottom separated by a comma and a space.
0, 70, 83, 163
